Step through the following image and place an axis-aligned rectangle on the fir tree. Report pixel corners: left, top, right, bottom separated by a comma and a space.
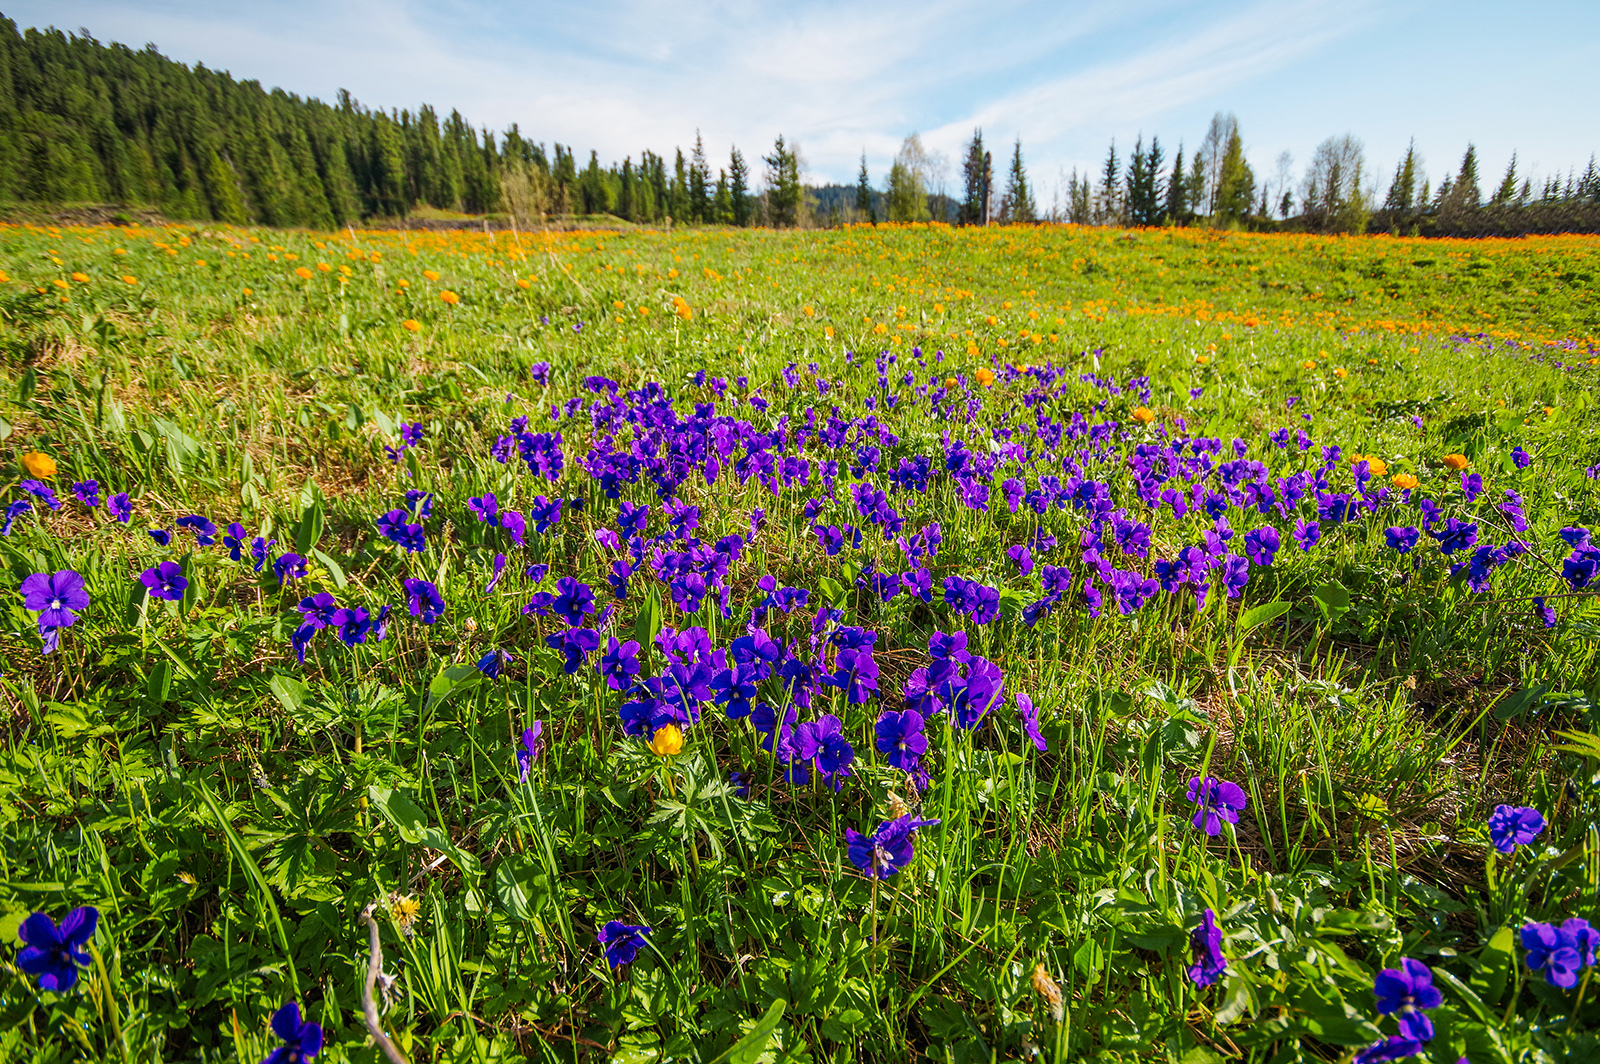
1165, 145, 1187, 224
689, 131, 710, 222
729, 147, 751, 226
1492, 153, 1518, 206
856, 152, 874, 222
763, 135, 802, 227
1383, 140, 1418, 213
959, 129, 985, 225
1096, 141, 1120, 225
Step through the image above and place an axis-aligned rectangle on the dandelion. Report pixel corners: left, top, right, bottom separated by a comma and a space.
16, 906, 98, 991
262, 1000, 323, 1064
1488, 804, 1546, 854
21, 451, 56, 478
389, 895, 422, 935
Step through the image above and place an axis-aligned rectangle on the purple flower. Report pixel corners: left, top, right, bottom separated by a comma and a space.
1522, 918, 1599, 988
800, 713, 856, 789
1185, 776, 1247, 836
20, 479, 59, 511
1006, 543, 1034, 575
545, 627, 600, 674
331, 607, 371, 646
1293, 517, 1320, 552
1488, 804, 1545, 854
264, 1000, 323, 1064
404, 578, 446, 623
1017, 693, 1046, 752
148, 529, 171, 547
223, 522, 248, 560
468, 492, 499, 524
875, 709, 927, 771
16, 906, 97, 991
485, 553, 506, 594
295, 592, 338, 630
1512, 446, 1531, 469
274, 553, 308, 583
107, 492, 132, 523
250, 537, 275, 572
1353, 1036, 1426, 1064
139, 560, 187, 601
845, 813, 940, 879
2, 499, 31, 535
72, 480, 100, 507
176, 514, 217, 545
553, 577, 594, 623
399, 421, 424, 448
597, 921, 652, 969
20, 570, 88, 628
516, 722, 544, 782
1373, 957, 1442, 1042
1384, 526, 1420, 554
599, 636, 641, 690
1186, 909, 1226, 988
1242, 526, 1279, 567
476, 648, 515, 679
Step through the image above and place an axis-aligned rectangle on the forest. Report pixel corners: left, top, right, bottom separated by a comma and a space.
3, 18, 1599, 236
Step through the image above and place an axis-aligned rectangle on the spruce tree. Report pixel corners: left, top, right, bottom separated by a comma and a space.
1492, 153, 1518, 206
690, 132, 710, 222
1165, 145, 1187, 224
1383, 141, 1418, 213
729, 147, 751, 226
763, 135, 802, 227
1453, 145, 1481, 209
1097, 141, 1120, 224
960, 129, 985, 225
856, 152, 874, 222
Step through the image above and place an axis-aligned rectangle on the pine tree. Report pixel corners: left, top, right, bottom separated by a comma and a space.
855, 152, 874, 222
1004, 139, 1033, 223
1451, 144, 1481, 209
959, 129, 985, 225
1383, 140, 1418, 213
763, 135, 802, 227
690, 131, 711, 222
1096, 141, 1120, 225
1492, 153, 1518, 206
1214, 126, 1254, 225
1165, 145, 1187, 224
712, 169, 731, 224
729, 147, 751, 226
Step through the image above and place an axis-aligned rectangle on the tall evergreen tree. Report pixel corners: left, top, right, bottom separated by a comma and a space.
999, 138, 1033, 223
1096, 141, 1120, 225
729, 147, 751, 226
1214, 125, 1254, 225
1165, 145, 1187, 224
855, 152, 874, 222
1450, 144, 1481, 209
763, 135, 802, 227
1492, 153, 1518, 206
1383, 140, 1418, 213
689, 131, 711, 222
959, 129, 985, 225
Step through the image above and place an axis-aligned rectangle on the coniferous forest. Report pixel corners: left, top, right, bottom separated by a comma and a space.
3, 16, 1599, 236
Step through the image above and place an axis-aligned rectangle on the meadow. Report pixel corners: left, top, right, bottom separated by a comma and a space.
1, 217, 1599, 1064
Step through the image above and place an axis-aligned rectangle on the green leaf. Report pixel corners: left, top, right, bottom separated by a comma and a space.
368, 785, 430, 844
147, 659, 174, 705
1469, 924, 1516, 1006
1239, 600, 1291, 633
711, 998, 786, 1064
267, 672, 309, 715
294, 499, 324, 555
1493, 685, 1548, 722
1214, 972, 1255, 1026
817, 575, 848, 609
311, 547, 346, 588
1312, 581, 1350, 623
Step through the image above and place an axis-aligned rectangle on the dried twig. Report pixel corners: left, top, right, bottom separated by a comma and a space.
359, 902, 410, 1064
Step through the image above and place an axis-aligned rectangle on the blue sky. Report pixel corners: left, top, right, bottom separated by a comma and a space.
11, 0, 1600, 204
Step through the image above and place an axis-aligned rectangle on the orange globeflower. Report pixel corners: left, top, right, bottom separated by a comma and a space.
1301, 359, 1316, 370
647, 723, 683, 757
295, 266, 314, 280
21, 452, 57, 478
70, 272, 90, 283
1334, 367, 1348, 379
1392, 473, 1419, 490
121, 275, 137, 285
423, 270, 440, 281
1131, 407, 1156, 424
440, 290, 460, 305
675, 302, 693, 321
944, 377, 959, 389
1441, 453, 1469, 470
974, 367, 996, 387
516, 279, 531, 289
401, 319, 422, 332
1355, 456, 1388, 476
397, 278, 410, 289
1195, 354, 1210, 365
316, 262, 331, 272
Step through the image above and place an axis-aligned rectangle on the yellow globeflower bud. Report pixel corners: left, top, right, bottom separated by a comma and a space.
648, 723, 684, 757
21, 452, 57, 478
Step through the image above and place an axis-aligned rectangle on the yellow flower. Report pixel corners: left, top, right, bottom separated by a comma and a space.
242, 288, 253, 297
440, 290, 460, 305
1441, 453, 1469, 471
648, 723, 683, 757
1334, 367, 1348, 379
316, 262, 331, 272
423, 269, 440, 281
974, 367, 996, 387
1301, 359, 1315, 370
612, 300, 625, 310
401, 319, 422, 332
985, 315, 998, 326
295, 266, 314, 280
1131, 407, 1156, 424
803, 305, 814, 316
1392, 473, 1418, 490
390, 894, 422, 933
1195, 354, 1210, 365
21, 452, 57, 478
944, 377, 959, 389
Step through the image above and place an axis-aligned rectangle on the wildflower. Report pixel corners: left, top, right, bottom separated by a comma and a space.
648, 723, 684, 757
485, 553, 507, 594
1185, 775, 1248, 836
1352, 1036, 1426, 1064
1384, 526, 1420, 554
176, 514, 217, 545
516, 722, 544, 782
16, 906, 98, 991
2, 499, 31, 534
1522, 918, 1599, 988
546, 627, 600, 674
404, 578, 446, 623
149, 529, 172, 547
599, 637, 641, 690
107, 492, 132, 523
440, 290, 460, 305
1373, 958, 1443, 1041
21, 479, 60, 510
845, 813, 940, 879
1441, 453, 1469, 471
401, 319, 421, 332
553, 577, 595, 623
1186, 909, 1226, 988
389, 895, 422, 935
331, 607, 371, 646
250, 537, 275, 572
800, 714, 856, 789
1533, 596, 1557, 628
139, 560, 187, 601
1392, 473, 1418, 491
263, 1000, 323, 1064
597, 921, 652, 969
273, 553, 308, 582
1512, 446, 1531, 468
1017, 693, 1047, 752
974, 367, 996, 387
20, 452, 57, 478
475, 648, 514, 679
1031, 963, 1064, 1023
295, 592, 338, 629
1131, 406, 1156, 424
1488, 805, 1545, 854
875, 709, 927, 771
21, 570, 88, 628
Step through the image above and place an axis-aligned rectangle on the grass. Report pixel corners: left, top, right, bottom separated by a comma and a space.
0, 219, 1598, 1063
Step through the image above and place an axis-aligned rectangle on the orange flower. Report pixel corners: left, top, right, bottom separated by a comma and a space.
70, 272, 89, 283
21, 452, 57, 478
440, 290, 460, 305
1131, 407, 1156, 424
397, 278, 411, 288
825, 325, 834, 339
1355, 455, 1388, 476
295, 266, 314, 280
648, 723, 684, 757
1392, 473, 1419, 490
1334, 367, 1348, 379
975, 367, 996, 387
121, 275, 137, 285
803, 305, 814, 316
1442, 453, 1469, 470
944, 377, 958, 389
423, 269, 440, 281
516, 279, 531, 289
675, 302, 693, 321
316, 262, 331, 273
1195, 354, 1210, 365
1301, 359, 1315, 370
401, 319, 422, 332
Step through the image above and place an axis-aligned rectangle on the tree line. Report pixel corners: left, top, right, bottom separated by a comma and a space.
3, 20, 1596, 235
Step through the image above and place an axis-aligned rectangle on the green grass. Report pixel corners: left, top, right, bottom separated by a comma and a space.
0, 219, 1598, 1063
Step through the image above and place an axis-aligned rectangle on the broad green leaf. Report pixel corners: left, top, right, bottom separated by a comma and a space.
1239, 600, 1291, 633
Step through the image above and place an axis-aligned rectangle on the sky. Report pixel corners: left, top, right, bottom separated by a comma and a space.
10, 0, 1600, 204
